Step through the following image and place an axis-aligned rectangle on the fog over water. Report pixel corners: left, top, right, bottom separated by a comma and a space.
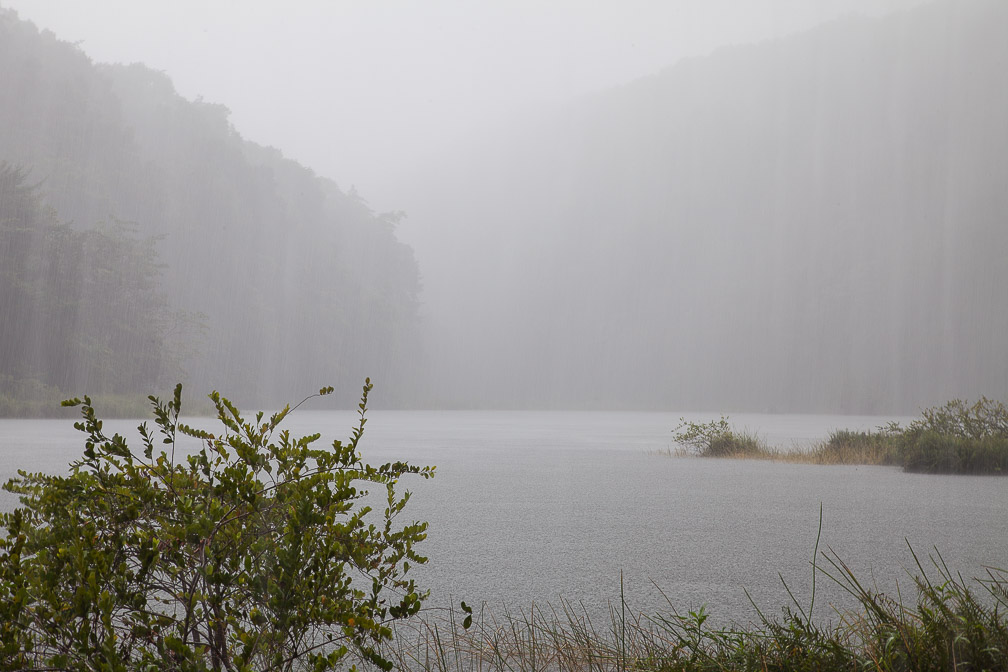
5, 0, 928, 209
8, 0, 1003, 413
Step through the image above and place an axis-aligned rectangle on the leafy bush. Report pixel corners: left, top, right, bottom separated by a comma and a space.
672, 417, 768, 458
911, 397, 1008, 440
0, 380, 433, 671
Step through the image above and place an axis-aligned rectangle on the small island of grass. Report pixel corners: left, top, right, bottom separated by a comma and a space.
670, 398, 1008, 475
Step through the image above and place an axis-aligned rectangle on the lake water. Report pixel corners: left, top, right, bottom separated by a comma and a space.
1, 409, 1006, 626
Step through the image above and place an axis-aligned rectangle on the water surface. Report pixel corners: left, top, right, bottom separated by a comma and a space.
2, 409, 1004, 625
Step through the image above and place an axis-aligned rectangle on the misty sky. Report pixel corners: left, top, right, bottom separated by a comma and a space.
6, 0, 926, 212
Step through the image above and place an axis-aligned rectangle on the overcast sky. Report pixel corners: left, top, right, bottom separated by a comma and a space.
7, 0, 925, 211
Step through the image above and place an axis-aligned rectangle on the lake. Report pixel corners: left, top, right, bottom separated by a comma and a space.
1, 409, 1006, 626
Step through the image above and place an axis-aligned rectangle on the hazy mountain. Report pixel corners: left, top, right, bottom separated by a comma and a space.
410, 0, 1008, 413
0, 8, 422, 409
2, 0, 1005, 414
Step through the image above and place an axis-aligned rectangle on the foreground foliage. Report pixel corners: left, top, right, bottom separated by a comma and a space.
390, 546, 1008, 672
0, 380, 433, 671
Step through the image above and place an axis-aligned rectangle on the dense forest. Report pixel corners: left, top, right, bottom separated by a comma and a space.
406, 0, 1008, 413
0, 8, 422, 410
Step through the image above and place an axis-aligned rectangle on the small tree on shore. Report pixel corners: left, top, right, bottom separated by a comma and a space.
0, 379, 433, 671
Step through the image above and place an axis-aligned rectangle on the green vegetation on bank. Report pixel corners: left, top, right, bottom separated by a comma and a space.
0, 375, 216, 418
0, 376, 163, 418
671, 398, 1008, 474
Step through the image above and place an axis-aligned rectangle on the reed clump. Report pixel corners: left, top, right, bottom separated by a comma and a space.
385, 547, 1008, 671
805, 427, 902, 466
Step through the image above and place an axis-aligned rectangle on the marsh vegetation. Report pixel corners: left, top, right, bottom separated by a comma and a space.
670, 398, 1008, 474
387, 543, 1008, 671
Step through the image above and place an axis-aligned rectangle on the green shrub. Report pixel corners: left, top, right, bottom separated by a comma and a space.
672, 417, 769, 458
911, 397, 1008, 440
0, 380, 433, 671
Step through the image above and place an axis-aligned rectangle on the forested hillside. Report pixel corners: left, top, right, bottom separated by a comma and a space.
3, 1, 1005, 415
0, 9, 422, 411
412, 0, 1008, 413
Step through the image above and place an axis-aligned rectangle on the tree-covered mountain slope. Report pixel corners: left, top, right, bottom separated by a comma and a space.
0, 8, 422, 410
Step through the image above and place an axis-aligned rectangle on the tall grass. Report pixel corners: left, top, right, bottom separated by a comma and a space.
382, 546, 1008, 671
804, 428, 901, 466
900, 431, 1008, 474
